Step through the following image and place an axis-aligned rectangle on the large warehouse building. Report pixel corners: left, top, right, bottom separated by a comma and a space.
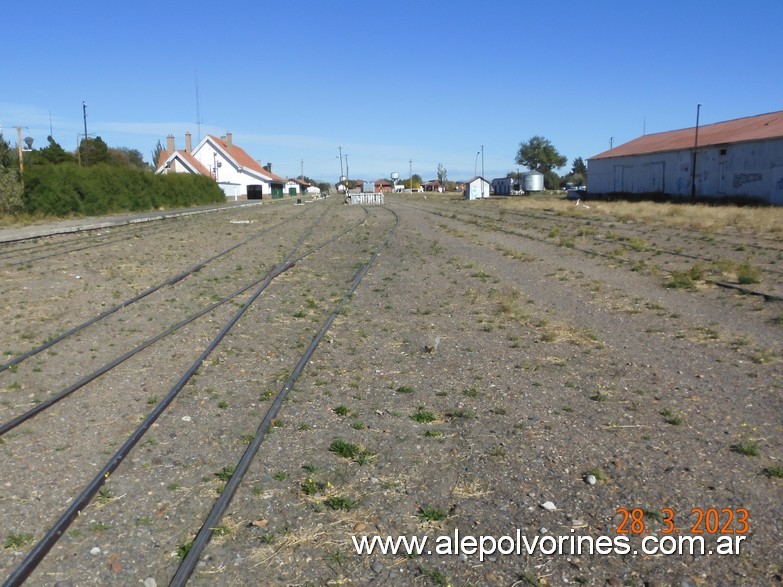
587, 110, 783, 204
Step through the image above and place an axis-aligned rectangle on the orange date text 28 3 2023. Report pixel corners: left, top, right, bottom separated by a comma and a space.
615, 507, 749, 535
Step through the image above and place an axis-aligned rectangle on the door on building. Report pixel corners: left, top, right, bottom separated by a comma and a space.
289, 188, 297, 196
772, 166, 783, 205
614, 165, 632, 193
648, 162, 664, 193
613, 166, 624, 192
247, 185, 264, 200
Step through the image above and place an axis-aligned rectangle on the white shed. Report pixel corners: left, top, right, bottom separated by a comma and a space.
465, 176, 490, 200
587, 111, 783, 204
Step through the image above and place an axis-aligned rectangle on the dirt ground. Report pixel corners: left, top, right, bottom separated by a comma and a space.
0, 194, 781, 586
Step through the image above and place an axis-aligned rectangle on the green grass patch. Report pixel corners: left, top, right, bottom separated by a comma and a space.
763, 465, 783, 479
4, 532, 34, 549
736, 263, 761, 284
215, 466, 236, 482
411, 408, 437, 423
732, 439, 760, 457
418, 506, 447, 522
323, 496, 359, 511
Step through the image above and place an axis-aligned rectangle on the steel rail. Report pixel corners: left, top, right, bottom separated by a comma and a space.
2, 219, 313, 587
2, 205, 372, 587
0, 207, 222, 265
402, 201, 783, 280
0, 207, 315, 374
169, 205, 399, 586
512, 204, 783, 252
0, 230, 156, 267
487, 204, 783, 268
0, 207, 369, 437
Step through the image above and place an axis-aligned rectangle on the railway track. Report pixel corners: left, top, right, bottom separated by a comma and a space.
0, 205, 251, 267
0, 199, 398, 585
396, 199, 783, 299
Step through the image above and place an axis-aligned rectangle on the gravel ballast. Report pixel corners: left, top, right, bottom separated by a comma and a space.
1, 194, 781, 586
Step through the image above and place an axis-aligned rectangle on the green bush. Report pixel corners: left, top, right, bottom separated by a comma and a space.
0, 168, 24, 213
22, 164, 224, 216
736, 263, 761, 285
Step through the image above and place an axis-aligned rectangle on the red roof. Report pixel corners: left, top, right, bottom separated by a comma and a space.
206, 135, 286, 182
156, 150, 212, 177
589, 110, 783, 160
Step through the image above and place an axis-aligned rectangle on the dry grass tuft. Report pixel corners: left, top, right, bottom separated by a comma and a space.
504, 195, 783, 238
537, 318, 599, 346
249, 525, 331, 567
452, 477, 492, 499
492, 287, 530, 323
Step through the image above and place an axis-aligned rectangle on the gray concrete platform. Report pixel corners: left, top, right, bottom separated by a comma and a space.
0, 201, 264, 243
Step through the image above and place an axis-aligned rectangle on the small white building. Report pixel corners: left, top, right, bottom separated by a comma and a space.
587, 110, 783, 204
491, 176, 527, 195
156, 132, 287, 200
465, 176, 490, 200
284, 180, 301, 195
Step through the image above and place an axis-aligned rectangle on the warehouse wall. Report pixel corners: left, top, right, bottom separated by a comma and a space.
588, 138, 783, 204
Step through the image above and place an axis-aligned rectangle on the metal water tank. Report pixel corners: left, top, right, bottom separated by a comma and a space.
523, 171, 544, 192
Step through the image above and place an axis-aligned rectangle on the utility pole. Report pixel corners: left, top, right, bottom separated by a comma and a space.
82, 101, 89, 166
481, 145, 484, 198
691, 103, 701, 200
409, 158, 412, 190
301, 158, 304, 179
338, 146, 344, 180
345, 155, 349, 180
16, 126, 24, 174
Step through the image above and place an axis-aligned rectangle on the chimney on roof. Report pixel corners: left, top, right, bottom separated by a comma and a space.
266, 162, 272, 172
225, 132, 233, 148
166, 134, 175, 154
185, 132, 192, 154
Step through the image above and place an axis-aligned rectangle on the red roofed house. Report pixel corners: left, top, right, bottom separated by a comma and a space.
156, 132, 286, 200
422, 180, 444, 192
587, 110, 783, 204
374, 179, 394, 192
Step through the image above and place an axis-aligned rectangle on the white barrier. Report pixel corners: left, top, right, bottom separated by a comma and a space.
346, 193, 385, 205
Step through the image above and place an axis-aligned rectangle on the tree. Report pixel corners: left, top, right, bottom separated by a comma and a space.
437, 164, 447, 186
0, 134, 23, 213
571, 157, 587, 176
151, 140, 164, 170
404, 173, 422, 189
0, 132, 14, 169
37, 136, 75, 165
79, 136, 111, 165
560, 156, 587, 187
515, 136, 567, 175
0, 168, 23, 213
109, 147, 146, 168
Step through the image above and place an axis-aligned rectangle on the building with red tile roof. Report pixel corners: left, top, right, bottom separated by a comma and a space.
587, 110, 783, 204
155, 132, 286, 200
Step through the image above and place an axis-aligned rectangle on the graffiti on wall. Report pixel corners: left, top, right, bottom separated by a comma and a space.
733, 173, 763, 188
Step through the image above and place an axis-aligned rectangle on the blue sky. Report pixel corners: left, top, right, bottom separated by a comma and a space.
2, 0, 781, 184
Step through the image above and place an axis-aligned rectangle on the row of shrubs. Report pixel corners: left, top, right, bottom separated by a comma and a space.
22, 164, 225, 216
